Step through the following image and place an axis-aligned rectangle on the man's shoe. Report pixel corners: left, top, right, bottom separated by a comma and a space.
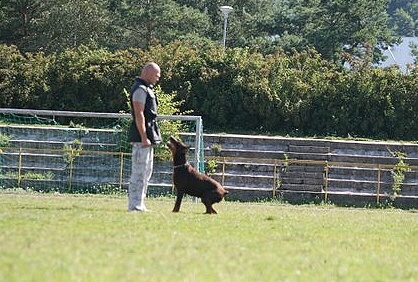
128, 206, 149, 212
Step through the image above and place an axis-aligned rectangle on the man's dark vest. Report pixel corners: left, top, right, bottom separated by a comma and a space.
129, 77, 161, 144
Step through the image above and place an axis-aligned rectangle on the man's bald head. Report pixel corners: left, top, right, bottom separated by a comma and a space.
140, 62, 161, 86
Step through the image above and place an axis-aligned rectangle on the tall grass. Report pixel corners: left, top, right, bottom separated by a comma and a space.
0, 191, 417, 282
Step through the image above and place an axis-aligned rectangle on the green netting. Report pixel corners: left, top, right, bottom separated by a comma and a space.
0, 113, 58, 125
0, 110, 204, 194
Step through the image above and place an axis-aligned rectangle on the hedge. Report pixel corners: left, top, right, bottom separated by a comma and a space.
1, 42, 417, 140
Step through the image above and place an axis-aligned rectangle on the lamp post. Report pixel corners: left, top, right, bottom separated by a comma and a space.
219, 5, 233, 46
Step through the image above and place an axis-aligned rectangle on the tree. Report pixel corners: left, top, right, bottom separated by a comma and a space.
390, 1, 418, 36
0, 0, 41, 48
28, 0, 112, 53
0, 0, 115, 53
0, 0, 402, 65
392, 8, 416, 36
410, 42, 418, 64
0, 44, 50, 108
271, 0, 397, 64
109, 0, 212, 50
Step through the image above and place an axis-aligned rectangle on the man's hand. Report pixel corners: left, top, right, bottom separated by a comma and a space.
141, 139, 152, 147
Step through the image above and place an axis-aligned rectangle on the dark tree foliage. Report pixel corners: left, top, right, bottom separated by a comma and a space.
1, 1, 418, 141
0, 0, 402, 64
2, 42, 417, 140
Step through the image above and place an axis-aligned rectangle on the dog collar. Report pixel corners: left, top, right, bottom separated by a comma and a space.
173, 162, 189, 169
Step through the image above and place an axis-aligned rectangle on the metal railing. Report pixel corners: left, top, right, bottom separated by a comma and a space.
208, 156, 418, 205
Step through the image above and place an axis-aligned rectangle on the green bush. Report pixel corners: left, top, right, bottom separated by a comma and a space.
1, 42, 418, 141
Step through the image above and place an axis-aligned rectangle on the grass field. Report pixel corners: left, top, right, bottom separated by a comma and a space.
0, 190, 417, 282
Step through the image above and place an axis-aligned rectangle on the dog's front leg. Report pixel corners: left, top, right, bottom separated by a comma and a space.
172, 190, 184, 212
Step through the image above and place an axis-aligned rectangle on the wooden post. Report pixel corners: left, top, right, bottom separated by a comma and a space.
119, 152, 124, 191
324, 161, 329, 203
376, 165, 381, 205
68, 149, 74, 192
273, 159, 278, 198
18, 148, 22, 187
222, 157, 226, 186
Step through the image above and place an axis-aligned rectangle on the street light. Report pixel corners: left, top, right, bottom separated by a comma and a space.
219, 5, 233, 46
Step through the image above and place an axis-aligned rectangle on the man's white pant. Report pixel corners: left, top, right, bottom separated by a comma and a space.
128, 143, 153, 211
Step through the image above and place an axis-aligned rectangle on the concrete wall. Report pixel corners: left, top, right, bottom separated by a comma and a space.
1, 125, 417, 208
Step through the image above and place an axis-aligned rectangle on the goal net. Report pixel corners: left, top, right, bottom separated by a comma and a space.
0, 108, 204, 195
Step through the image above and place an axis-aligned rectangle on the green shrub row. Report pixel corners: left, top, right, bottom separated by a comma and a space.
1, 41, 417, 140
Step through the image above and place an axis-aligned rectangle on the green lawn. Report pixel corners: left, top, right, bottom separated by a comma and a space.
0, 191, 417, 282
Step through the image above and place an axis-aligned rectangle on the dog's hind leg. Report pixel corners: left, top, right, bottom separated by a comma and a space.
209, 206, 217, 214
203, 203, 216, 214
172, 190, 184, 212
201, 195, 217, 214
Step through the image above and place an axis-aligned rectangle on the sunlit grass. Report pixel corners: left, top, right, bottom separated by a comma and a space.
0, 191, 417, 282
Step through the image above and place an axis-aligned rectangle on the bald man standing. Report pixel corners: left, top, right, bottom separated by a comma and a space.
127, 62, 162, 212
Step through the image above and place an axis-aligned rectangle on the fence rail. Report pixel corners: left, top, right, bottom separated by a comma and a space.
1, 108, 418, 207
207, 155, 418, 205
1, 147, 417, 206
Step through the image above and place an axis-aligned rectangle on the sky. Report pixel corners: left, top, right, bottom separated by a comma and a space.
379, 37, 418, 73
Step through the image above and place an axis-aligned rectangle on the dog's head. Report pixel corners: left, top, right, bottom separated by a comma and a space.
167, 136, 190, 157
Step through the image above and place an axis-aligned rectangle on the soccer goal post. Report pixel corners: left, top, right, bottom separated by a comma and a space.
0, 108, 204, 193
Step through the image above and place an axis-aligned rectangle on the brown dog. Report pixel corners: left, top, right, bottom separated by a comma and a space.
167, 136, 229, 214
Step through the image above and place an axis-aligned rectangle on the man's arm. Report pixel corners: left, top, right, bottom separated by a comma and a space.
132, 100, 151, 147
